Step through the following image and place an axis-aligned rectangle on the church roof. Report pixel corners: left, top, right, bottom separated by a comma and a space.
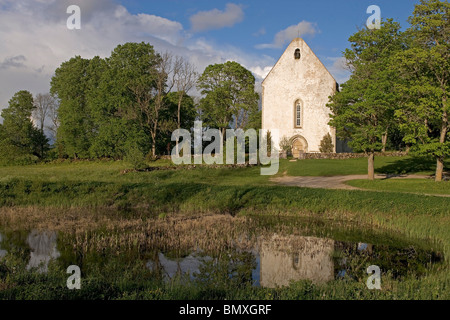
262, 38, 338, 86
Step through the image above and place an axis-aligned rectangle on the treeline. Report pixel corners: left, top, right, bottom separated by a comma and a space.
0, 42, 260, 165
328, 0, 449, 181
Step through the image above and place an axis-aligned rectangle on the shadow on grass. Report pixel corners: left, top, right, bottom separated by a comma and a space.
376, 156, 443, 175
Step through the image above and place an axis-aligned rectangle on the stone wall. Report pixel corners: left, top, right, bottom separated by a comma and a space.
283, 151, 408, 160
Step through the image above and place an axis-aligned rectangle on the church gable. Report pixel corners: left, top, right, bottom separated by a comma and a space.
263, 38, 336, 89
262, 38, 338, 154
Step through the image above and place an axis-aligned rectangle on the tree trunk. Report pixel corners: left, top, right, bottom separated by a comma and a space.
220, 127, 226, 155
436, 157, 444, 182
381, 129, 388, 153
152, 141, 156, 158
176, 94, 183, 155
435, 97, 448, 181
368, 152, 375, 181
151, 126, 157, 158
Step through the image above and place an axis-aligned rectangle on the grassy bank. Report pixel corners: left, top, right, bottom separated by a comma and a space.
278, 155, 449, 176
0, 157, 449, 300
347, 179, 450, 195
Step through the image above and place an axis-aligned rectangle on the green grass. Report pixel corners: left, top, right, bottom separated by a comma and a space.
279, 156, 449, 176
347, 179, 450, 196
0, 156, 449, 300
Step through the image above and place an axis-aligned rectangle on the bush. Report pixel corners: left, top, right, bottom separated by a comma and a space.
279, 136, 292, 153
319, 133, 334, 153
124, 145, 148, 171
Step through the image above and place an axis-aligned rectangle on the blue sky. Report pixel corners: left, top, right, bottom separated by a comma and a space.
121, 0, 419, 78
123, 0, 417, 61
0, 0, 421, 116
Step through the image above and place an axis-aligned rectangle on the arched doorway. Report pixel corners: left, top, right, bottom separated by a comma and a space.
291, 135, 308, 158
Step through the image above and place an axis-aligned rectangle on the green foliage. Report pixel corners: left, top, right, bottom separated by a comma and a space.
49, 42, 197, 160
0, 90, 48, 165
124, 144, 148, 171
279, 136, 292, 153
197, 61, 259, 132
328, 20, 405, 154
50, 56, 95, 158
319, 133, 334, 153
157, 92, 196, 155
394, 0, 450, 165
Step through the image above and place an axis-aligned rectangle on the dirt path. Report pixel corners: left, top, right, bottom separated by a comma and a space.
271, 174, 368, 190
270, 174, 445, 194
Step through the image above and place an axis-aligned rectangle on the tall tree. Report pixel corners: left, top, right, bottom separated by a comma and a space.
173, 57, 198, 153
395, 0, 449, 181
150, 52, 176, 157
197, 61, 259, 139
174, 58, 198, 129
32, 93, 54, 132
158, 91, 196, 155
328, 20, 405, 180
0, 90, 48, 162
50, 56, 94, 159
33, 93, 57, 155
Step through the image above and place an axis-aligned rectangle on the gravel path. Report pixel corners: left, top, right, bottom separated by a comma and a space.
270, 174, 431, 190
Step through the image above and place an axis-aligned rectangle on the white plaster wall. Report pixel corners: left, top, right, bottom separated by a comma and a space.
260, 235, 335, 287
262, 38, 337, 153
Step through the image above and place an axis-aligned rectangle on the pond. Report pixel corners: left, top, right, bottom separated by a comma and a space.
0, 214, 444, 289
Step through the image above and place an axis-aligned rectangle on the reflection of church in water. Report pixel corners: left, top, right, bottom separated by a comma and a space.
259, 235, 372, 288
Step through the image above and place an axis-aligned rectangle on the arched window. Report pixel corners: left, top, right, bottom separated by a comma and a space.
295, 101, 302, 127
294, 48, 301, 60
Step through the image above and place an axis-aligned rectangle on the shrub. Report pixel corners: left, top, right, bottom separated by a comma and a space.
279, 136, 292, 153
319, 133, 334, 153
124, 144, 148, 171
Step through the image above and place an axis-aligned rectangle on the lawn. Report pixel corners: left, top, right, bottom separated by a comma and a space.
0, 156, 449, 300
347, 179, 450, 196
278, 155, 449, 177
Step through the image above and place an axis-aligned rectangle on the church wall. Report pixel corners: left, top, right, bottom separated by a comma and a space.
262, 38, 337, 153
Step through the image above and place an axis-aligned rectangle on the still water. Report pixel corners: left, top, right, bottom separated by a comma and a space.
0, 215, 443, 288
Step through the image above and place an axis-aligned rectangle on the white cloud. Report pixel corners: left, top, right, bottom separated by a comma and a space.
0, 0, 273, 118
252, 27, 266, 37
324, 57, 351, 85
190, 3, 244, 32
256, 21, 318, 49
249, 65, 273, 80
0, 0, 186, 112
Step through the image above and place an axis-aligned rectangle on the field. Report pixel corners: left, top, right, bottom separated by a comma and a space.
0, 155, 449, 300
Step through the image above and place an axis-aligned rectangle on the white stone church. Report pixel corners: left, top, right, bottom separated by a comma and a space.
262, 38, 343, 157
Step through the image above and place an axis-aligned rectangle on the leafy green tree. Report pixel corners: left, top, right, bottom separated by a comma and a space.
157, 91, 196, 155
395, 0, 449, 181
197, 61, 259, 139
86, 53, 139, 159
0, 90, 48, 164
50, 56, 95, 159
328, 20, 405, 180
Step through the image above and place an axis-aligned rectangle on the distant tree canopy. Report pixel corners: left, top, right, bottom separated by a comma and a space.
50, 42, 198, 159
197, 61, 260, 137
1, 43, 262, 165
0, 90, 48, 164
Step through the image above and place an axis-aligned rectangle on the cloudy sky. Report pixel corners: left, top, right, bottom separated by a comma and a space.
0, 0, 419, 119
